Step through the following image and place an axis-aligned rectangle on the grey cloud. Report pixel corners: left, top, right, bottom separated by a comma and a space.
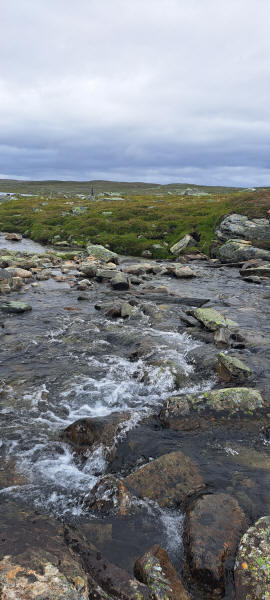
1, 0, 270, 185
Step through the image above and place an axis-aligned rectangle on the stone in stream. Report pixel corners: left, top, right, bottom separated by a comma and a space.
185, 493, 246, 591
62, 411, 131, 460
214, 326, 232, 348
242, 264, 270, 277
86, 243, 119, 264
111, 271, 129, 290
124, 450, 205, 508
134, 544, 190, 600
193, 307, 238, 331
6, 266, 32, 278
217, 352, 252, 383
203, 387, 264, 413
0, 300, 32, 313
84, 474, 133, 516
234, 516, 270, 599
167, 265, 196, 278
0, 267, 12, 293
5, 232, 22, 241
78, 260, 98, 277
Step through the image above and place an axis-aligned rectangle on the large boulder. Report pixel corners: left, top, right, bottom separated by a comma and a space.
170, 234, 196, 255
234, 516, 270, 599
124, 450, 204, 508
185, 493, 246, 590
86, 243, 119, 264
134, 545, 190, 600
216, 214, 270, 244
218, 240, 270, 263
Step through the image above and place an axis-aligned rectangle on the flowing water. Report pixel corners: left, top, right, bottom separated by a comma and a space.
1, 238, 270, 582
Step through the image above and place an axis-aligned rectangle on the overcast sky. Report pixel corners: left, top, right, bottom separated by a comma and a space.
1, 0, 270, 185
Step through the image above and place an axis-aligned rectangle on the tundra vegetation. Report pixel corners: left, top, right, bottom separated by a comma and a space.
0, 183, 270, 257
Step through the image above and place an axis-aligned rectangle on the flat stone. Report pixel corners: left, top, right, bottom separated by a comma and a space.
86, 243, 119, 264
193, 307, 238, 331
124, 450, 204, 508
0, 301, 32, 313
203, 388, 264, 413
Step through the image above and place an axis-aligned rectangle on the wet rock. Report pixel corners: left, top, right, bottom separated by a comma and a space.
77, 293, 90, 301
218, 240, 270, 263
124, 450, 205, 508
77, 278, 91, 290
86, 243, 119, 264
185, 493, 246, 590
84, 474, 133, 516
96, 268, 116, 281
111, 271, 129, 290
170, 234, 196, 255
216, 214, 270, 243
241, 263, 270, 277
5, 232, 22, 241
214, 326, 232, 348
78, 260, 98, 277
159, 396, 197, 431
242, 275, 262, 284
134, 544, 190, 599
193, 307, 238, 331
0, 268, 12, 293
186, 344, 218, 372
125, 263, 157, 276
234, 516, 270, 599
36, 269, 51, 280
0, 300, 32, 313
10, 276, 23, 291
167, 265, 196, 278
121, 302, 139, 318
6, 266, 32, 278
105, 303, 122, 318
203, 387, 264, 413
62, 411, 131, 459
217, 352, 252, 382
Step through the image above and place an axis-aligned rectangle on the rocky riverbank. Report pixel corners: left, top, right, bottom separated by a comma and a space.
0, 222, 270, 599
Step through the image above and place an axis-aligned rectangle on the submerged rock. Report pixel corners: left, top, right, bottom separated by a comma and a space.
193, 307, 238, 331
234, 516, 270, 600
185, 493, 246, 590
134, 544, 190, 599
217, 353, 252, 382
0, 300, 32, 313
124, 450, 204, 508
86, 243, 119, 264
84, 474, 133, 516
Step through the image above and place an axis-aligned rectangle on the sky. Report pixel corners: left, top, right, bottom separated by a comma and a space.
1, 0, 270, 186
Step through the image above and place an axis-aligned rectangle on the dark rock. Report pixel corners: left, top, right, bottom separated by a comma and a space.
185, 493, 247, 590
217, 353, 252, 382
62, 412, 131, 460
124, 450, 205, 508
111, 272, 129, 290
84, 474, 133, 516
134, 544, 190, 599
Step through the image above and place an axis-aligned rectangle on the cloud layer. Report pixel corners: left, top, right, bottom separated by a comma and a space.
1, 0, 270, 185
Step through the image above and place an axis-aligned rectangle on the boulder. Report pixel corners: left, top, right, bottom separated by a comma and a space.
62, 411, 131, 459
5, 232, 22, 241
234, 516, 270, 599
218, 240, 270, 263
167, 265, 196, 278
203, 388, 264, 413
193, 307, 238, 331
96, 268, 116, 281
170, 235, 196, 255
124, 263, 159, 276
124, 450, 204, 508
0, 301, 32, 313
134, 545, 190, 600
86, 243, 119, 264
217, 353, 252, 382
216, 214, 270, 243
111, 271, 129, 290
185, 493, 246, 589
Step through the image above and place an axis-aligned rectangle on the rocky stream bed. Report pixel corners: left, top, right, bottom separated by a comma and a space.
0, 221, 270, 599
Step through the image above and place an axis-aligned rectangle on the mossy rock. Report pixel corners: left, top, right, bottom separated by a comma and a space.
194, 307, 238, 331
235, 516, 270, 599
217, 353, 252, 382
203, 388, 264, 413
